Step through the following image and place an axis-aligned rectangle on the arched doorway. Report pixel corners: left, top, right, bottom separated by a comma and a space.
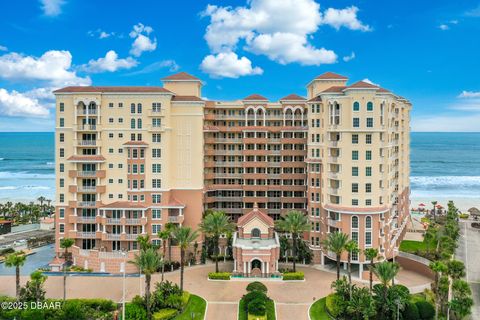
251, 259, 262, 277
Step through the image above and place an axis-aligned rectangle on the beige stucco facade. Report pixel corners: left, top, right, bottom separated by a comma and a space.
54, 71, 411, 275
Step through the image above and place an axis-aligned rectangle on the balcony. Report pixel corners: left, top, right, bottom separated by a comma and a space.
78, 186, 97, 192
77, 124, 97, 131
168, 215, 184, 223
328, 172, 340, 179
78, 109, 98, 115
328, 140, 339, 147
327, 218, 340, 228
78, 140, 98, 146
72, 170, 106, 178
148, 109, 164, 117
328, 157, 339, 163
106, 233, 122, 240
77, 216, 97, 223
106, 218, 121, 225
125, 218, 141, 225
78, 201, 97, 207
126, 233, 140, 240
328, 188, 339, 195
77, 232, 96, 239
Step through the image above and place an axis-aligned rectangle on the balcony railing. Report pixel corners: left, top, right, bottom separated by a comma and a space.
168, 216, 183, 222
125, 218, 141, 225
79, 140, 97, 146
106, 218, 121, 224
77, 216, 96, 223
78, 186, 97, 192
78, 171, 97, 177
78, 109, 98, 115
126, 234, 139, 240
106, 234, 121, 240
78, 232, 96, 238
78, 201, 97, 207
77, 124, 97, 131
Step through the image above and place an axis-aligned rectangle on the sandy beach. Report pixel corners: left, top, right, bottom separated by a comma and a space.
411, 196, 480, 212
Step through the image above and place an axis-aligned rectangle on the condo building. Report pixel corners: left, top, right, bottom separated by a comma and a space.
54, 71, 411, 276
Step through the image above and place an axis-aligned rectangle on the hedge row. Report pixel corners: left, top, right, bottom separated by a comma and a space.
208, 272, 231, 280
282, 272, 304, 280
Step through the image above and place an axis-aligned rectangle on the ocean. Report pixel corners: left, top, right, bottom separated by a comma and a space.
0, 132, 479, 208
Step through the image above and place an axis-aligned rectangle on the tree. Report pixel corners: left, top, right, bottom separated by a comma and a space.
157, 230, 170, 282
37, 196, 46, 213
364, 248, 378, 292
372, 261, 400, 317
345, 240, 359, 294
447, 260, 466, 279
129, 247, 162, 320
136, 234, 152, 251
429, 261, 447, 319
323, 232, 349, 280
60, 237, 75, 301
199, 211, 234, 273
164, 223, 177, 262
431, 201, 438, 222
5, 252, 26, 297
275, 210, 310, 272
20, 271, 47, 302
347, 286, 376, 320
172, 226, 199, 291
449, 279, 473, 319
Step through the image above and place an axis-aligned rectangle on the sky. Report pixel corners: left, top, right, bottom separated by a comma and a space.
0, 0, 480, 132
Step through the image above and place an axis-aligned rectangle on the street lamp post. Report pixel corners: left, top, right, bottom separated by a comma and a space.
122, 251, 126, 320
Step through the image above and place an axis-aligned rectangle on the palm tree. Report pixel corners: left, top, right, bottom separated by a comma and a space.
136, 234, 152, 251
432, 201, 438, 222
37, 196, 46, 213
130, 247, 162, 320
199, 211, 234, 273
372, 261, 400, 317
364, 248, 378, 292
5, 252, 26, 297
275, 210, 310, 272
323, 231, 349, 280
157, 230, 170, 282
164, 222, 177, 262
345, 240, 359, 295
172, 226, 199, 291
60, 238, 74, 301
430, 261, 447, 320
45, 199, 52, 216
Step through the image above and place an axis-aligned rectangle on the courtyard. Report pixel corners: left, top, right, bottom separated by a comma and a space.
0, 262, 432, 319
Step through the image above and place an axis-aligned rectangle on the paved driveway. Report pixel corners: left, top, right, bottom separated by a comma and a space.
457, 220, 480, 320
0, 262, 432, 320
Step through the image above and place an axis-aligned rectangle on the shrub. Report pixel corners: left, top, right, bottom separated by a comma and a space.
459, 213, 469, 219
152, 308, 178, 320
124, 303, 147, 320
208, 272, 231, 280
248, 298, 267, 316
282, 272, 304, 280
243, 291, 268, 307
181, 291, 190, 307
246, 281, 268, 294
325, 293, 343, 318
0, 247, 14, 256
403, 301, 420, 320
416, 300, 435, 320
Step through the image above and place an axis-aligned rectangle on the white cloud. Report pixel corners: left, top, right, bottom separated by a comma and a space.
439, 24, 449, 30
343, 52, 355, 62
39, 0, 65, 17
200, 52, 263, 78
0, 45, 7, 52
129, 23, 157, 57
465, 5, 480, 17
321, 6, 372, 31
362, 78, 380, 86
0, 88, 49, 117
88, 29, 116, 39
458, 91, 480, 98
80, 50, 138, 73
126, 60, 179, 76
0, 50, 91, 86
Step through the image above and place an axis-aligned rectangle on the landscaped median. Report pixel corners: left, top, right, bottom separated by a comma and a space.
208, 272, 231, 280
238, 282, 276, 320
282, 271, 304, 281
309, 297, 329, 320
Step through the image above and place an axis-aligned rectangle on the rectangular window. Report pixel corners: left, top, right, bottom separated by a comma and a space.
152, 179, 161, 189
152, 209, 161, 219
59, 224, 65, 233
59, 208, 65, 218
59, 163, 64, 173
352, 134, 358, 144
59, 148, 64, 157
59, 194, 64, 203
366, 199, 372, 206
119, 102, 123, 108
152, 224, 161, 234
59, 178, 64, 187
59, 118, 64, 127
152, 194, 162, 204
59, 133, 64, 142
366, 134, 372, 144
59, 102, 64, 112
152, 164, 161, 173
352, 199, 359, 206
366, 150, 372, 160
365, 232, 372, 245
152, 118, 162, 127
152, 134, 161, 143
352, 183, 358, 193
366, 117, 373, 127
352, 151, 359, 160
152, 103, 162, 112
366, 167, 372, 176
152, 149, 161, 158
366, 183, 372, 193
109, 102, 114, 108
352, 167, 358, 176
353, 117, 360, 128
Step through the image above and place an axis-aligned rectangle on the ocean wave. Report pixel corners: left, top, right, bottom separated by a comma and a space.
0, 171, 55, 180
0, 185, 51, 191
411, 176, 480, 188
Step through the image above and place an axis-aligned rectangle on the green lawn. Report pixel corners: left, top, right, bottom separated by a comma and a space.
309, 297, 329, 320
238, 297, 276, 320
174, 295, 207, 320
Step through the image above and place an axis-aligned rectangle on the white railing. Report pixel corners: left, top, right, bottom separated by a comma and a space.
106, 234, 121, 240
78, 232, 96, 238
78, 216, 96, 223
168, 216, 183, 222
328, 157, 339, 163
126, 234, 139, 240
106, 218, 121, 224
78, 186, 96, 192
78, 201, 96, 207
79, 140, 97, 146
79, 109, 97, 115
125, 218, 141, 225
99, 251, 126, 259
77, 124, 97, 130
328, 188, 339, 195
78, 171, 97, 177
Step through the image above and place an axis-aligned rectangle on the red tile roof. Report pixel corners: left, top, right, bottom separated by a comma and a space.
307, 96, 323, 102
67, 155, 106, 161
243, 94, 268, 101
172, 95, 204, 101
377, 87, 391, 93
321, 86, 347, 93
347, 81, 379, 89
101, 201, 147, 209
315, 72, 348, 80
166, 197, 185, 207
162, 72, 201, 81
280, 94, 306, 101
237, 204, 274, 227
53, 86, 171, 93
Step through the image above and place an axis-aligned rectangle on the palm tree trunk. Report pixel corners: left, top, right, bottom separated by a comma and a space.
292, 233, 297, 272
168, 238, 172, 262
369, 260, 373, 292
180, 249, 185, 291
215, 235, 219, 273
162, 243, 166, 282
146, 274, 151, 320
63, 269, 66, 301
336, 254, 340, 280
16, 266, 20, 298
347, 253, 352, 298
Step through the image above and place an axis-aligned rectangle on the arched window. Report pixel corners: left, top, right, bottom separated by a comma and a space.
353, 101, 360, 112
351, 216, 359, 229
137, 103, 142, 114
367, 102, 373, 111
251, 228, 261, 238
365, 216, 372, 229
137, 118, 142, 129
130, 118, 136, 129
130, 103, 136, 114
